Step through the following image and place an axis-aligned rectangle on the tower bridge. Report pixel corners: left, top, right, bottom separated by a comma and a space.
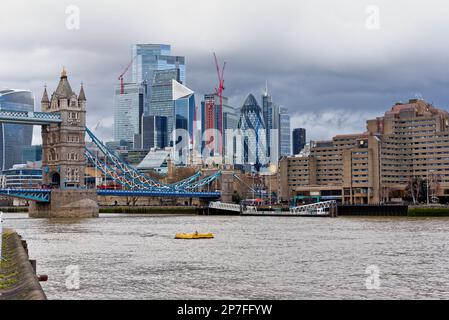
0, 69, 230, 218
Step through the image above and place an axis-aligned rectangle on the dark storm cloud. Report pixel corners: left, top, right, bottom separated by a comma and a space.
2, 0, 449, 143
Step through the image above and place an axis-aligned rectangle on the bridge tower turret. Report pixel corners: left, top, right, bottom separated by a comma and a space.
41, 68, 87, 189
30, 68, 98, 218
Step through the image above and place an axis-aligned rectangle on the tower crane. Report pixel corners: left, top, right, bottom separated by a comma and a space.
213, 53, 226, 154
118, 56, 137, 94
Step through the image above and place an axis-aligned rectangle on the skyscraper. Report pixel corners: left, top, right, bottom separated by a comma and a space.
132, 44, 186, 114
0, 89, 34, 171
262, 89, 274, 158
274, 105, 292, 157
222, 104, 239, 158
237, 94, 267, 171
279, 106, 291, 156
148, 69, 181, 141
201, 94, 221, 156
292, 128, 306, 155
173, 80, 195, 141
132, 44, 186, 85
132, 44, 170, 83
113, 82, 145, 144
201, 93, 238, 157
141, 115, 167, 149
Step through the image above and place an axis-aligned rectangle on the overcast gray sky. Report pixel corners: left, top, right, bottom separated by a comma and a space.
2, 0, 449, 144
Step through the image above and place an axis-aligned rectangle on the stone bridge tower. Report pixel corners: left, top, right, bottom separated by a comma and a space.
41, 68, 86, 188
29, 69, 98, 218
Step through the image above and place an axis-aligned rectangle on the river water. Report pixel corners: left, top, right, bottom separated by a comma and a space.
2, 213, 449, 300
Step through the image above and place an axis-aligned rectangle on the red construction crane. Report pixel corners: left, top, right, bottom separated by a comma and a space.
214, 52, 226, 107
213, 53, 226, 154
118, 56, 137, 94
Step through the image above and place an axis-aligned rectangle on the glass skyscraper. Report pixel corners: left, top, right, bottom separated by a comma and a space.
174, 94, 195, 139
173, 94, 195, 164
148, 69, 181, 142
132, 44, 185, 84
277, 105, 292, 156
237, 94, 267, 171
141, 115, 167, 149
223, 104, 239, 158
0, 89, 34, 171
113, 83, 145, 144
292, 128, 306, 155
262, 91, 274, 158
132, 44, 186, 114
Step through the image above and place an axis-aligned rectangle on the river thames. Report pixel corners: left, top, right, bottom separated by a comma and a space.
3, 213, 449, 299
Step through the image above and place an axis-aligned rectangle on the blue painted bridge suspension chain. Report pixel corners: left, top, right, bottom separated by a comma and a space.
84, 128, 221, 193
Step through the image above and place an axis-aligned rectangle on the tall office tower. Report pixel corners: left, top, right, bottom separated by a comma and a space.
262, 89, 274, 158
237, 94, 268, 171
274, 105, 292, 157
173, 80, 195, 141
279, 106, 292, 156
113, 82, 145, 145
292, 128, 306, 155
141, 115, 168, 149
132, 44, 186, 114
201, 93, 238, 157
222, 104, 239, 158
172, 80, 196, 166
148, 69, 181, 143
0, 89, 34, 171
201, 93, 221, 156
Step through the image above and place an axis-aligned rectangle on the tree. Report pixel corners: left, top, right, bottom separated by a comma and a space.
406, 177, 423, 204
125, 196, 139, 206
428, 173, 441, 203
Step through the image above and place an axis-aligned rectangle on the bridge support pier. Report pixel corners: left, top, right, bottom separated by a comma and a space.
29, 189, 99, 218
220, 170, 234, 204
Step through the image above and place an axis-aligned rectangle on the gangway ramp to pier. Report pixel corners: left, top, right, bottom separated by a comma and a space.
208, 200, 338, 217
209, 202, 241, 212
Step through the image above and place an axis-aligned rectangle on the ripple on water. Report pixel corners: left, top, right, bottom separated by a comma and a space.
3, 213, 449, 299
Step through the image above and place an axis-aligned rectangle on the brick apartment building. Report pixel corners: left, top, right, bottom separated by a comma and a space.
279, 99, 449, 204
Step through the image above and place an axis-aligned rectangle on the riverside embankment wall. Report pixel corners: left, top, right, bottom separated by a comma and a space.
0, 229, 46, 300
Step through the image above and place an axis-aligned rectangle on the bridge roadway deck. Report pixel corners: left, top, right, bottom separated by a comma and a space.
0, 188, 221, 201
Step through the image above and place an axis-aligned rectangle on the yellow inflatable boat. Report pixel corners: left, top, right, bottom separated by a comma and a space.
175, 232, 214, 239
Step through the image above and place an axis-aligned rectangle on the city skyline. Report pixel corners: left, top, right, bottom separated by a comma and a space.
3, 1, 449, 145
3, 1, 449, 303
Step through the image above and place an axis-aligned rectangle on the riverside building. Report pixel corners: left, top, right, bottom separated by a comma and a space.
279, 99, 449, 204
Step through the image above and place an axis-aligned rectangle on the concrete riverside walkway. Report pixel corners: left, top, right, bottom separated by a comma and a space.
0, 228, 47, 300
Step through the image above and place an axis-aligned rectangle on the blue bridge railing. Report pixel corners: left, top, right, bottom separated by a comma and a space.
0, 188, 221, 203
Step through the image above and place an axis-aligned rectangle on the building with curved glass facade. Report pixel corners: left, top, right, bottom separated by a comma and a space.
237, 94, 268, 171
0, 89, 34, 171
